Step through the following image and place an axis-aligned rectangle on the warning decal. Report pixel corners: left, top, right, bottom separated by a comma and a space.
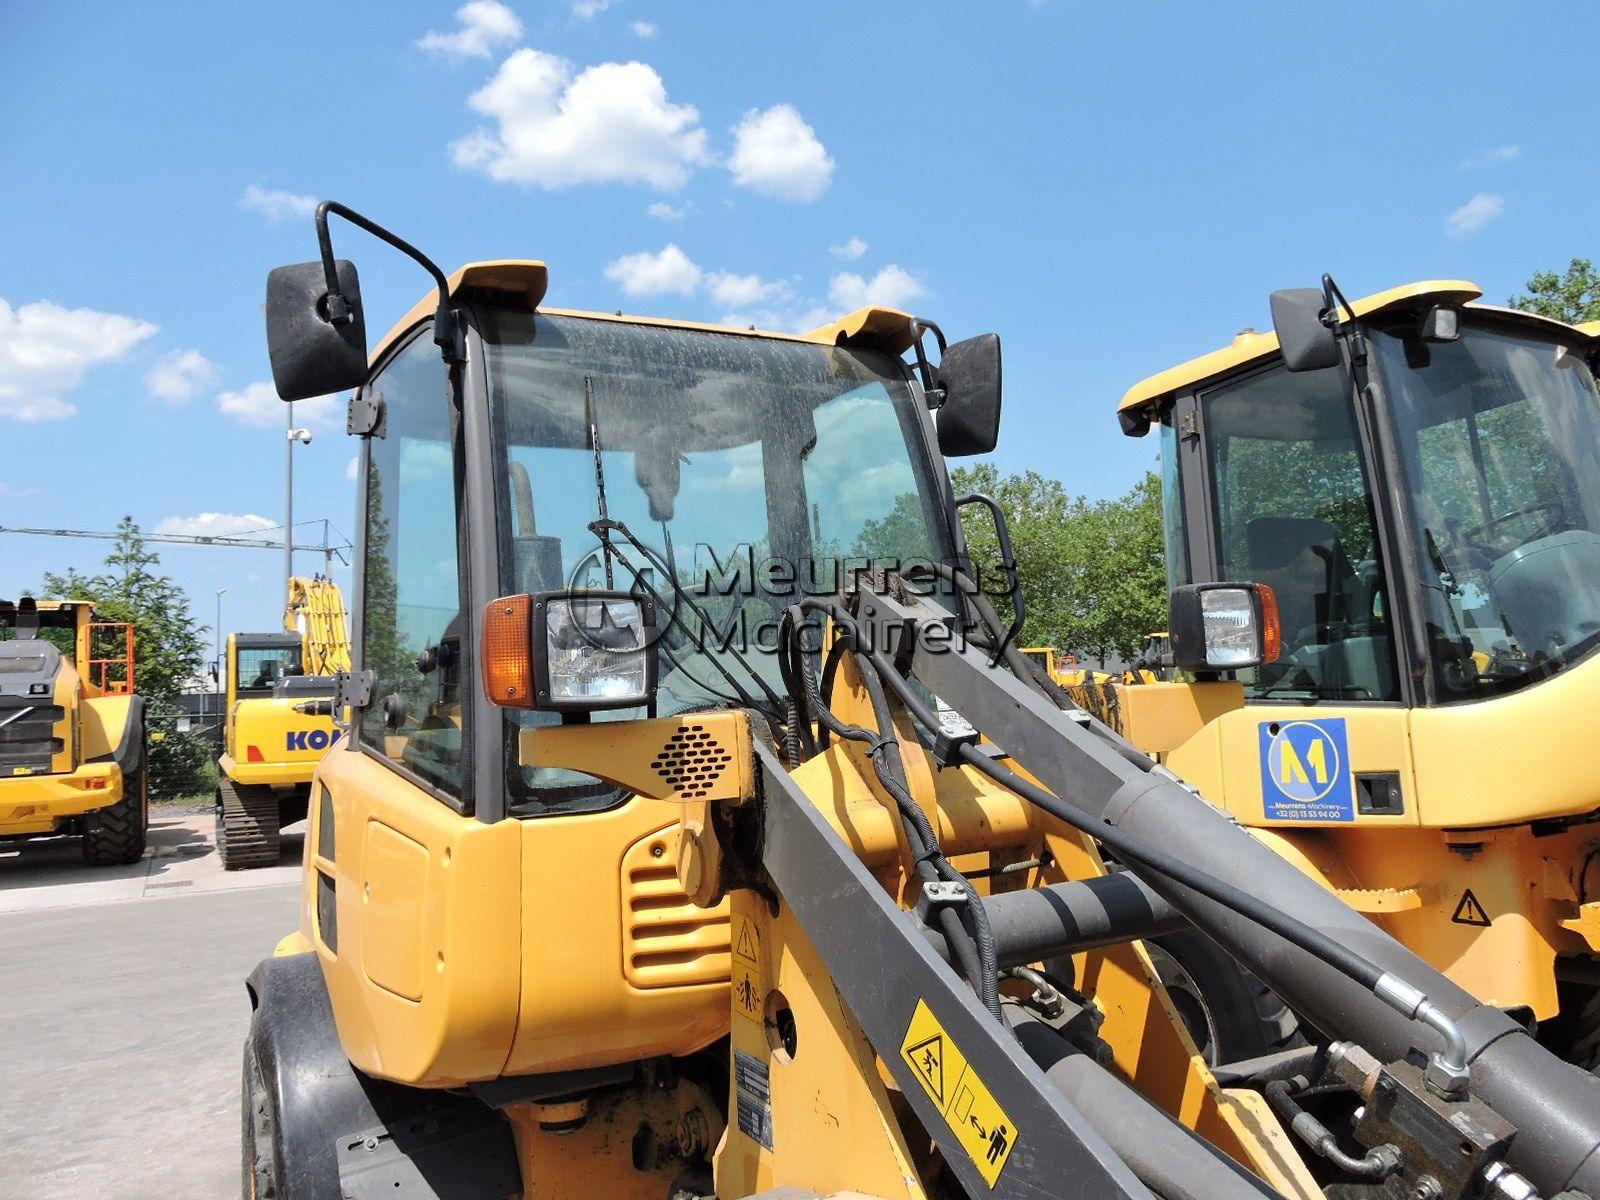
731, 914, 763, 1023
1452, 889, 1491, 927
900, 1000, 1018, 1188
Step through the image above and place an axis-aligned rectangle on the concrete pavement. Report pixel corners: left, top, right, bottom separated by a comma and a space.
0, 806, 304, 1199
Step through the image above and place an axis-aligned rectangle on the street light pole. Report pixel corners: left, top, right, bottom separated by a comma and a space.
285, 403, 312, 596
214, 587, 226, 724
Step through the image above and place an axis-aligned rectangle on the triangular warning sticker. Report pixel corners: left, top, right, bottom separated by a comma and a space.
1452, 889, 1491, 927
734, 922, 759, 963
905, 1034, 945, 1104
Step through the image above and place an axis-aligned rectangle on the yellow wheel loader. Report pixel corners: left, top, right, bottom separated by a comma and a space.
216, 578, 349, 869
240, 204, 1600, 1200
1099, 278, 1600, 1065
0, 597, 146, 865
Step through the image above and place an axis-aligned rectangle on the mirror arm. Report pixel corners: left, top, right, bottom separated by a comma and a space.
953, 491, 1026, 665
1320, 272, 1366, 363
315, 200, 465, 364
908, 317, 949, 405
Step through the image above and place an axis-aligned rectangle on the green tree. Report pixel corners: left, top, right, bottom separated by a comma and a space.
952, 466, 1166, 665
1510, 258, 1600, 324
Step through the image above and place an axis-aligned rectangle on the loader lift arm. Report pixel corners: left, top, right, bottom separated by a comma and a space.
716, 579, 1600, 1200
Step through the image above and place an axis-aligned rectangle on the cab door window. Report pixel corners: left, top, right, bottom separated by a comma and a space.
1202, 363, 1400, 702
359, 329, 466, 796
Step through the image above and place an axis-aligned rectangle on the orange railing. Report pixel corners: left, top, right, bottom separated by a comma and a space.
86, 622, 136, 694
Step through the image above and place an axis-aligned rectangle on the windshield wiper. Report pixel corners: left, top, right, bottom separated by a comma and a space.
588, 517, 787, 725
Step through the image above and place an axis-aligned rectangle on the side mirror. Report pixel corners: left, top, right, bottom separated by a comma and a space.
265, 260, 369, 401
936, 333, 1002, 457
1269, 288, 1341, 373
1169, 583, 1280, 673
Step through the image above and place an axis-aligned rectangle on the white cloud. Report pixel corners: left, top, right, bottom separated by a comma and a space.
452, 49, 710, 191
0, 298, 157, 421
346, 456, 359, 481
630, 20, 657, 37
218, 380, 341, 430
827, 265, 926, 312
239, 184, 317, 223
572, 0, 614, 16
153, 512, 277, 540
829, 235, 868, 261
0, 482, 40, 497
416, 0, 523, 60
728, 104, 834, 202
1460, 144, 1521, 170
604, 244, 702, 297
705, 271, 790, 310
647, 200, 685, 220
1445, 193, 1505, 237
145, 348, 218, 403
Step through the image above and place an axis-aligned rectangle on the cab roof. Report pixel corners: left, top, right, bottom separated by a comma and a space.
371, 260, 920, 366
1118, 281, 1483, 426
1117, 280, 1600, 435
0, 598, 94, 615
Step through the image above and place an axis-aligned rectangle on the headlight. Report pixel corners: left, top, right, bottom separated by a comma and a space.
1169, 583, 1280, 673
545, 595, 652, 706
481, 590, 658, 713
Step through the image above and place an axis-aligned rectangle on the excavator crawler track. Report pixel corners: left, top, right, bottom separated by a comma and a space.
217, 779, 280, 870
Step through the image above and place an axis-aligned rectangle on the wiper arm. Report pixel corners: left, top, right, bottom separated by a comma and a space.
588, 517, 787, 718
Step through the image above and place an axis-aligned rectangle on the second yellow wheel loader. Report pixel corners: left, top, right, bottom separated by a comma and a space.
216, 577, 350, 868
240, 203, 1600, 1200
0, 598, 146, 865
1096, 278, 1600, 1067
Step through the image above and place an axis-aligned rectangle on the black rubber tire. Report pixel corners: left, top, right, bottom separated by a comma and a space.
82, 760, 148, 866
241, 1039, 280, 1200
217, 779, 281, 870
1148, 930, 1302, 1067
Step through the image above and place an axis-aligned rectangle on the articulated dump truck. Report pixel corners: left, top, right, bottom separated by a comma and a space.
241, 205, 1600, 1200
0, 597, 146, 865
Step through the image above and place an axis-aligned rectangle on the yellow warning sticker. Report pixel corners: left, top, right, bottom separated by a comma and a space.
900, 999, 1017, 1187
731, 914, 763, 1023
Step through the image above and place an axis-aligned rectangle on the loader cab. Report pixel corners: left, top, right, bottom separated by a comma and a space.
258, 229, 998, 1093
1129, 283, 1600, 710
1120, 280, 1600, 829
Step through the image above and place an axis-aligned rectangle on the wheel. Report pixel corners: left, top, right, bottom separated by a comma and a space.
82, 759, 148, 866
217, 779, 281, 870
1147, 931, 1302, 1067
241, 1040, 279, 1200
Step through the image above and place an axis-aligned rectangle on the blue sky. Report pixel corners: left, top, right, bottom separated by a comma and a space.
2, 1, 1595, 645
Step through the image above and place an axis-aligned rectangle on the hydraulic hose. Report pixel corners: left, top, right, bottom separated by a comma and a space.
781, 609, 1001, 1019
804, 596, 1457, 1037
1264, 1077, 1401, 1180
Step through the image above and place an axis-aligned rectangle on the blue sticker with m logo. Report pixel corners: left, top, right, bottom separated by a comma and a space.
1259, 718, 1354, 822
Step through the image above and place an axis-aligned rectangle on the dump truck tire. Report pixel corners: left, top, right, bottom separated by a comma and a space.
1148, 930, 1301, 1067
217, 779, 281, 870
82, 756, 147, 866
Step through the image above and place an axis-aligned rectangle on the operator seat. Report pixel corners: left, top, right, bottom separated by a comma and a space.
1244, 516, 1355, 648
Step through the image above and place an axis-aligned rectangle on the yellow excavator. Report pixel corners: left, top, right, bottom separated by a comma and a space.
1098, 278, 1600, 1058
240, 205, 1600, 1200
0, 598, 146, 865
215, 576, 349, 868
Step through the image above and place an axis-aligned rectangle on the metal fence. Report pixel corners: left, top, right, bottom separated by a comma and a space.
146, 695, 222, 803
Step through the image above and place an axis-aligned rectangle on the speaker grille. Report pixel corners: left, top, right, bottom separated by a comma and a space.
650, 724, 734, 800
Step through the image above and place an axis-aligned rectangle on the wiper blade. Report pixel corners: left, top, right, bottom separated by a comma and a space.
588, 517, 787, 718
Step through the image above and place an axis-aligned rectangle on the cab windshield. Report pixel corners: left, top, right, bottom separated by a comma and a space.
1372, 321, 1600, 700
482, 309, 952, 809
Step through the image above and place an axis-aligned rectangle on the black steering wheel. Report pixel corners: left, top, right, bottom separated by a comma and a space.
1464, 501, 1565, 548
